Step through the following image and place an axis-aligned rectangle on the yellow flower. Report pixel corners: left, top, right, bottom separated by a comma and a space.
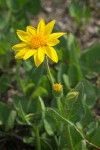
53, 83, 63, 97
53, 83, 62, 92
12, 19, 66, 67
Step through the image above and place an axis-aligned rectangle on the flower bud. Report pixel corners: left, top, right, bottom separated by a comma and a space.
52, 83, 63, 97
66, 91, 79, 100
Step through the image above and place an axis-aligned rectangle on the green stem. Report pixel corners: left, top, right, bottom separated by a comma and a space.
47, 108, 100, 150
67, 124, 74, 150
56, 97, 74, 150
34, 126, 41, 150
46, 56, 54, 86
56, 97, 63, 115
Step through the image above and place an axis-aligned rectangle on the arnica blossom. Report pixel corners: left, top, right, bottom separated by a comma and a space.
12, 19, 66, 67
53, 83, 63, 97
53, 83, 62, 92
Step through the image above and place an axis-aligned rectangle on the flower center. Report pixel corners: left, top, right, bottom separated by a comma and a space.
29, 34, 46, 49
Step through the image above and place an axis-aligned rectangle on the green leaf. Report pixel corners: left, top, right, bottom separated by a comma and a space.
0, 14, 6, 29
68, 63, 83, 86
86, 122, 97, 136
59, 125, 69, 149
23, 60, 33, 71
80, 45, 100, 78
0, 42, 7, 55
38, 97, 45, 120
0, 74, 11, 93
44, 119, 54, 135
81, 140, 87, 150
23, 137, 34, 144
29, 65, 43, 84
26, 97, 44, 114
57, 63, 68, 83
67, 81, 86, 123
13, 95, 28, 113
18, 101, 26, 121
90, 123, 100, 147
80, 79, 96, 107
0, 0, 6, 7
83, 5, 91, 19
93, 84, 100, 100
37, 76, 51, 93
17, 101, 31, 125
69, 125, 83, 146
69, 0, 82, 22
25, 0, 41, 15
44, 110, 59, 136
69, 0, 91, 24
0, 102, 12, 126
67, 33, 81, 64
56, 35, 69, 62
66, 33, 82, 86
17, 0, 28, 7
63, 74, 71, 90
74, 140, 87, 150
24, 82, 34, 96
6, 0, 20, 12
5, 110, 16, 131
32, 87, 48, 98
41, 135, 57, 149
81, 105, 93, 126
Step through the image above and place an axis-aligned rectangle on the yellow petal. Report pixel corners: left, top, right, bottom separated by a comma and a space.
23, 50, 36, 60
34, 52, 43, 67
12, 42, 27, 50
49, 32, 66, 39
44, 20, 56, 35
15, 49, 28, 59
26, 26, 36, 36
45, 46, 58, 63
17, 30, 31, 42
37, 47, 45, 62
46, 39, 60, 46
37, 19, 45, 34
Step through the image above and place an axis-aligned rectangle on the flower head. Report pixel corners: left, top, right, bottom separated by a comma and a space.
12, 19, 66, 67
53, 83, 63, 97
66, 91, 79, 100
53, 83, 62, 92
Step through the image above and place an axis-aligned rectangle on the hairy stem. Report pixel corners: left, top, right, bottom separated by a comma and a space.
47, 108, 100, 150
46, 56, 54, 86
67, 124, 74, 150
34, 126, 41, 150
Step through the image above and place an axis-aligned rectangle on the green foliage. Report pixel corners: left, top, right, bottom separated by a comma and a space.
0, 74, 11, 93
0, 0, 100, 149
69, 0, 91, 26
80, 45, 100, 78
